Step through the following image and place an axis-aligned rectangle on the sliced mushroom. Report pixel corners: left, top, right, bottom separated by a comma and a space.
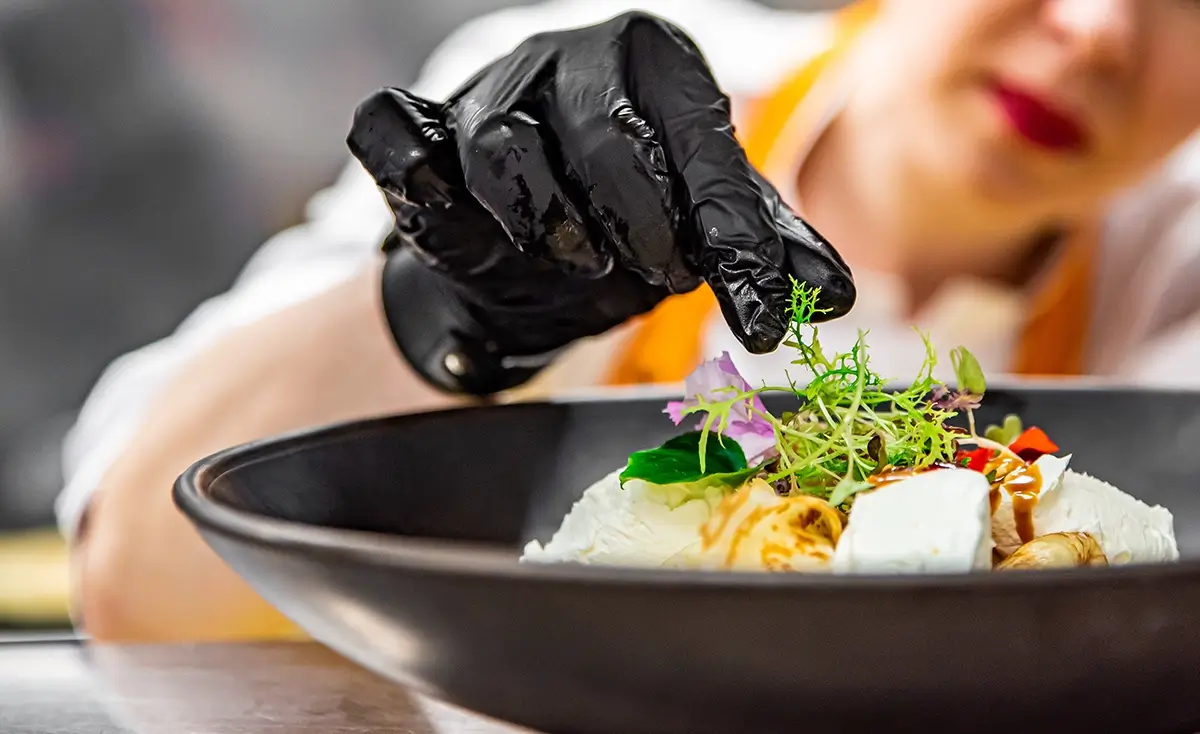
995, 531, 1107, 570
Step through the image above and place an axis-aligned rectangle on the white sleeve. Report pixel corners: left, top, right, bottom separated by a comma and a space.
1100, 132, 1200, 386
1121, 314, 1200, 386
1108, 194, 1200, 386
56, 0, 827, 540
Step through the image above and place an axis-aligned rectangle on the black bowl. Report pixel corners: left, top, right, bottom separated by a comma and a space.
175, 386, 1200, 734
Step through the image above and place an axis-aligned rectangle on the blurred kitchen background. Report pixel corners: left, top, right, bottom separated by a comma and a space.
0, 0, 842, 633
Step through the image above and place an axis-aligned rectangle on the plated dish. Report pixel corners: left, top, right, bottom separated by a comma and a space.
524, 283, 1178, 573
175, 332, 1200, 734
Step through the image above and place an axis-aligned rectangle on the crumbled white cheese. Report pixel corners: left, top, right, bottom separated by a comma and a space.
994, 455, 1177, 564
521, 474, 841, 571
520, 470, 714, 568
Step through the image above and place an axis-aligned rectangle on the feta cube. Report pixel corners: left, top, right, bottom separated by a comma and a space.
832, 468, 993, 574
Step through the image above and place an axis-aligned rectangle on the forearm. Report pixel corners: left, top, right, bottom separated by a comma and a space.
75, 259, 462, 642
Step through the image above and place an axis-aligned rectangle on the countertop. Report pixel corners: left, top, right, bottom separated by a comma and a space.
0, 640, 533, 733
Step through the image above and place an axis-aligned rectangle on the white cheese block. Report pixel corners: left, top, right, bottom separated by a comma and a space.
832, 468, 994, 574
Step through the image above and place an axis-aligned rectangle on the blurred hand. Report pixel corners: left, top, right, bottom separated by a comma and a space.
347, 11, 855, 396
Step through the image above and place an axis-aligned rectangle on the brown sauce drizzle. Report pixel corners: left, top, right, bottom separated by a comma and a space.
699, 488, 752, 548
984, 454, 1045, 544
1006, 466, 1044, 544
867, 467, 922, 486
866, 463, 953, 487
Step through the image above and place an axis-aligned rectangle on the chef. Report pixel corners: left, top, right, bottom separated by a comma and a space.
61, 0, 1200, 641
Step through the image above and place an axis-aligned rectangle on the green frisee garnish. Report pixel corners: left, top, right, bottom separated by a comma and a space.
677, 280, 977, 509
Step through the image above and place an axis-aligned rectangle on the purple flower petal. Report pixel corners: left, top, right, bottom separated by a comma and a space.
665, 400, 688, 426
663, 352, 778, 463
724, 418, 778, 464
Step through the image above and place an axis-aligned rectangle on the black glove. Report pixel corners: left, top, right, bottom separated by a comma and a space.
347, 11, 854, 397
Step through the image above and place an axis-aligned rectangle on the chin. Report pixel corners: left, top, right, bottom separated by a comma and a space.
921, 139, 1020, 211
972, 150, 1047, 206
944, 120, 1064, 211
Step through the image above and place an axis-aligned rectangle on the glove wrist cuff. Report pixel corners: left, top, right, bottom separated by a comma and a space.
380, 248, 555, 396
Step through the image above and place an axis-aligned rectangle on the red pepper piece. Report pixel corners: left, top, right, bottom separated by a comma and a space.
1009, 426, 1059, 463
955, 447, 994, 472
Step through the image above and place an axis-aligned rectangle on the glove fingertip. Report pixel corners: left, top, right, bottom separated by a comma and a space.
809, 271, 856, 322
740, 325, 785, 355
712, 285, 788, 355
787, 258, 856, 324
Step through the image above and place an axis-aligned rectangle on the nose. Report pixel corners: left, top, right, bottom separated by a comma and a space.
1044, 0, 1137, 73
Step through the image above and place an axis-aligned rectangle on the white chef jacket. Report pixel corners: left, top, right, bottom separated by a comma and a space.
56, 0, 1200, 540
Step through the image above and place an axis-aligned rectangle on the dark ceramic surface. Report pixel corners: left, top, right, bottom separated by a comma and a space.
176, 388, 1200, 734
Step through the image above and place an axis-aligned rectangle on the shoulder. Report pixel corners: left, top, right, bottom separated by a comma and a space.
412, 0, 835, 102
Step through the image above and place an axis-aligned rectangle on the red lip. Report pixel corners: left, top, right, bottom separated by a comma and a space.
989, 81, 1089, 153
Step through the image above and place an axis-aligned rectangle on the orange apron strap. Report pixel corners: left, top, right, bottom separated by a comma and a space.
605, 287, 717, 386
743, 0, 878, 173
1010, 228, 1097, 376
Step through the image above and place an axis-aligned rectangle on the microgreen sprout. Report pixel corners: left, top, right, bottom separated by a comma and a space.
667, 280, 979, 509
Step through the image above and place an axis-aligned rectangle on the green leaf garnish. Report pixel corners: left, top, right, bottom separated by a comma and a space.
950, 346, 986, 395
828, 478, 873, 507
620, 431, 755, 488
984, 414, 1024, 445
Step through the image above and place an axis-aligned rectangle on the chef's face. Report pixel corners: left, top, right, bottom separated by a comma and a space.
876, 0, 1200, 219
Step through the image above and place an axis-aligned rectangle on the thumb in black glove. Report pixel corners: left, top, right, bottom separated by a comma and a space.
348, 11, 854, 396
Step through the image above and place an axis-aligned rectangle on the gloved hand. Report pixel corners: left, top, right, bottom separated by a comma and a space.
347, 11, 854, 396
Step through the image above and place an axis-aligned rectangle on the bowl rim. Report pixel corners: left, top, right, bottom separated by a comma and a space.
173, 385, 1200, 593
